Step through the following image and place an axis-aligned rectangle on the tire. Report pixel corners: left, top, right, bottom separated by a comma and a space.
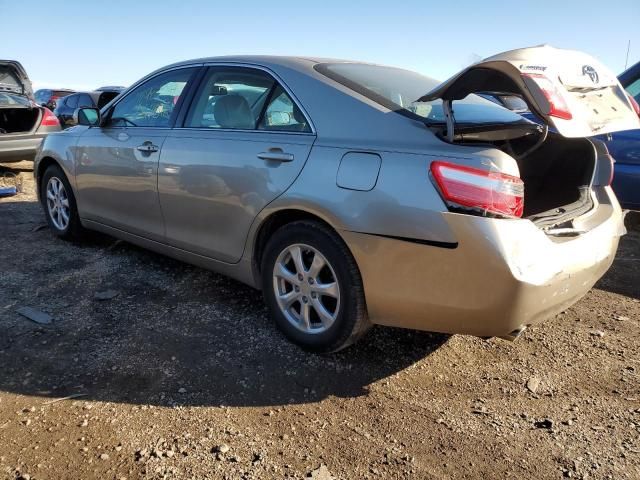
40, 164, 84, 241
261, 220, 370, 353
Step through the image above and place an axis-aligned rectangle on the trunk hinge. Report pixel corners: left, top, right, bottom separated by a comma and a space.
443, 99, 455, 142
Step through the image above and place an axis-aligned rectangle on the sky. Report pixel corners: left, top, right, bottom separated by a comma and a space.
3, 0, 640, 92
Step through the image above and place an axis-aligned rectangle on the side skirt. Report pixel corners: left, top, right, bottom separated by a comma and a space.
82, 219, 258, 289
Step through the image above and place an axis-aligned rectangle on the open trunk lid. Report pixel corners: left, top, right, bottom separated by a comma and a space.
0, 60, 34, 100
420, 45, 640, 138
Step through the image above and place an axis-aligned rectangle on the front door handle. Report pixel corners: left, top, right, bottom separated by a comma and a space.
257, 150, 294, 162
136, 142, 159, 153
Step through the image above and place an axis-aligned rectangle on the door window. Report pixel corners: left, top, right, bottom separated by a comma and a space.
77, 94, 94, 108
184, 67, 310, 132
259, 85, 311, 132
107, 68, 197, 128
65, 95, 79, 108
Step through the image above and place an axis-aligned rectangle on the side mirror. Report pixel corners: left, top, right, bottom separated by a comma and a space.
74, 107, 100, 127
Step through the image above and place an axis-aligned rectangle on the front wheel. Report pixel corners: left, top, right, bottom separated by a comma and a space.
41, 164, 84, 240
261, 220, 370, 353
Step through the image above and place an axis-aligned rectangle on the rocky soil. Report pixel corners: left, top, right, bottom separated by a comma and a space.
1, 161, 639, 479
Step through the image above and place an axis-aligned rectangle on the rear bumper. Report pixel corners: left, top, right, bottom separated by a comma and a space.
342, 188, 624, 337
0, 134, 44, 163
613, 163, 640, 210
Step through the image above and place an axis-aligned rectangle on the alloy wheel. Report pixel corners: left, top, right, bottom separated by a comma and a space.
46, 176, 70, 231
272, 243, 340, 334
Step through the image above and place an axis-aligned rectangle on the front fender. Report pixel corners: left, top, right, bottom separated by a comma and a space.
34, 128, 86, 196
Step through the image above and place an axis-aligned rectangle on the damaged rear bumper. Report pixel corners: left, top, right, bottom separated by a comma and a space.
341, 188, 624, 338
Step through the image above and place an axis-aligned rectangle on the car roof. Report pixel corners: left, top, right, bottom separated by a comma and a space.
157, 55, 385, 73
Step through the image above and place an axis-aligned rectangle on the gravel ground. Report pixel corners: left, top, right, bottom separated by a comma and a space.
1, 161, 639, 480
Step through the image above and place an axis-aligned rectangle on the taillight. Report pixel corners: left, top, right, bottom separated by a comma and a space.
40, 108, 60, 127
627, 93, 640, 117
522, 73, 573, 120
430, 161, 524, 218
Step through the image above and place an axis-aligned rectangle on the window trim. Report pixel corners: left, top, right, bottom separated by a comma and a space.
99, 65, 202, 130
177, 62, 316, 135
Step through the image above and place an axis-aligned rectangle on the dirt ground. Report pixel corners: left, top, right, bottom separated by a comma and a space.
0, 161, 639, 480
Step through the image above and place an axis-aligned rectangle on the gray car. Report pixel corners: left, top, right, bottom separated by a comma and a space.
34, 46, 639, 352
0, 60, 61, 163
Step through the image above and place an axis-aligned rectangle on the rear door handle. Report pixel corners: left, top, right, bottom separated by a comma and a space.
257, 151, 294, 162
136, 142, 160, 153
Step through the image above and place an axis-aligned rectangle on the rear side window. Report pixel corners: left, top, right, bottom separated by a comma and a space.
315, 62, 526, 126
184, 67, 311, 132
65, 95, 79, 108
77, 94, 94, 107
259, 86, 311, 132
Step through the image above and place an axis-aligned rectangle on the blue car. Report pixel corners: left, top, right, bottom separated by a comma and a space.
615, 61, 640, 210
479, 61, 640, 210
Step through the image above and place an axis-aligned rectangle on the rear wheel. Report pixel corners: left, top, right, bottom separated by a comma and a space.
261, 220, 370, 353
41, 164, 84, 240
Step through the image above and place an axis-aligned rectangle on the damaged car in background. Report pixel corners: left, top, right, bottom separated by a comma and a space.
34, 46, 639, 352
0, 60, 61, 163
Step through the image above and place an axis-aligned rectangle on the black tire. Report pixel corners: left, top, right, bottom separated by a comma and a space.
40, 164, 84, 241
261, 220, 370, 353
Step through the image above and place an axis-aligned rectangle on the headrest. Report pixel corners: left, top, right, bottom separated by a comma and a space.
213, 94, 253, 129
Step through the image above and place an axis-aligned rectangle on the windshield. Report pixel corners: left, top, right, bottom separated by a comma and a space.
315, 63, 527, 125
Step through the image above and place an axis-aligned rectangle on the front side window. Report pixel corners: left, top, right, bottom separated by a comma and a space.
185, 67, 310, 132
107, 68, 196, 128
315, 63, 527, 126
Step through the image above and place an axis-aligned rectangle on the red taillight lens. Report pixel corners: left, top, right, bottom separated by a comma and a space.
627, 93, 640, 117
430, 161, 524, 218
40, 108, 60, 127
522, 73, 573, 120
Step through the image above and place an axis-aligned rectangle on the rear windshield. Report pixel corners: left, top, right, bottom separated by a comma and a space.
0, 92, 31, 106
53, 90, 73, 98
315, 63, 527, 125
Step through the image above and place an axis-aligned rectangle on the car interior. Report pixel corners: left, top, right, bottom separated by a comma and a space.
186, 70, 310, 132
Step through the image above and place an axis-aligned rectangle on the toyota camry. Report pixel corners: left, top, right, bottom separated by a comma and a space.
34, 45, 639, 352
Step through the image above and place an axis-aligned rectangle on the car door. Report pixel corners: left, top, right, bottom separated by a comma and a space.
158, 65, 315, 263
75, 66, 199, 241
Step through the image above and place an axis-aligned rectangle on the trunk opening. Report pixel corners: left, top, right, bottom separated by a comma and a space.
506, 133, 595, 221
439, 126, 597, 226
0, 107, 40, 134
